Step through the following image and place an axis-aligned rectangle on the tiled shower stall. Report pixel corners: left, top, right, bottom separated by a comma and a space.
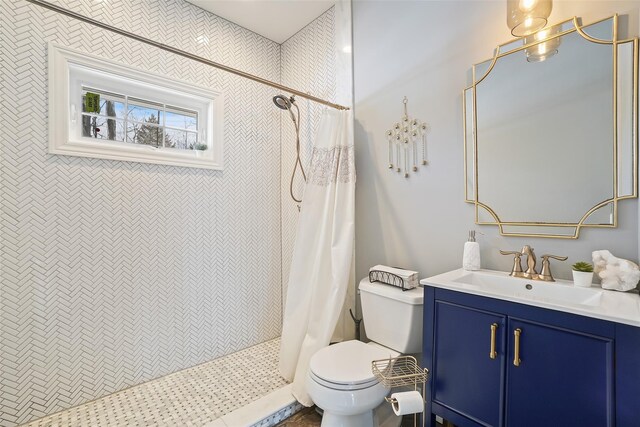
0, 0, 349, 425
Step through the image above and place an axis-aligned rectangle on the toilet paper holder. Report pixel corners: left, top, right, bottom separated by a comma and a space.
372, 355, 429, 427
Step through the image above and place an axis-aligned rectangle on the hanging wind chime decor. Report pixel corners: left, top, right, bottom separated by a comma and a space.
385, 97, 428, 178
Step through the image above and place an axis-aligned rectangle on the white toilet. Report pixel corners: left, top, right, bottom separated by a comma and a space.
306, 277, 424, 427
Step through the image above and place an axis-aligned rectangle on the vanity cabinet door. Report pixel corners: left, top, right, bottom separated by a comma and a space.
433, 301, 506, 427
505, 318, 614, 427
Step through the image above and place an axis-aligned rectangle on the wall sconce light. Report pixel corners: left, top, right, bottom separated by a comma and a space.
507, 0, 553, 37
525, 25, 561, 62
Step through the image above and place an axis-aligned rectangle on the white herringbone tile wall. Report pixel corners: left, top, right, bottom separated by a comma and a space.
0, 0, 298, 425
280, 7, 337, 302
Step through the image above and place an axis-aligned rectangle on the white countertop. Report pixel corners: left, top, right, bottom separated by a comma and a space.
421, 268, 640, 328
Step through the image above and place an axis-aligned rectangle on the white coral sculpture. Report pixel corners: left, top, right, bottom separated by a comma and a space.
592, 250, 640, 292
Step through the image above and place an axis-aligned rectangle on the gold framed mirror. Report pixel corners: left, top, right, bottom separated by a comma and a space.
464, 15, 638, 239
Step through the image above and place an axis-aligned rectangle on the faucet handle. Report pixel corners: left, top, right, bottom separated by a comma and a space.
542, 254, 568, 261
500, 250, 523, 256
538, 254, 568, 282
500, 250, 525, 277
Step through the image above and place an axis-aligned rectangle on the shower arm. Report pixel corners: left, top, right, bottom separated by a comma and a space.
25, 0, 351, 112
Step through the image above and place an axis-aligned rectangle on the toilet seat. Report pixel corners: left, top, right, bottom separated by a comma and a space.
309, 340, 397, 391
309, 370, 379, 391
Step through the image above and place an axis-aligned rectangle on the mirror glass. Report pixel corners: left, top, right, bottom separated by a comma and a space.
464, 16, 637, 238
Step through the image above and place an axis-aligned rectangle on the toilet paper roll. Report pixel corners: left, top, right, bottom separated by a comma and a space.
391, 391, 424, 416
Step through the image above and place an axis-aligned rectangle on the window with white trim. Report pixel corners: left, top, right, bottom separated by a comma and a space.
49, 43, 224, 169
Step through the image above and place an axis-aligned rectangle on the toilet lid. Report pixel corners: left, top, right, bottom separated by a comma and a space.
309, 340, 396, 386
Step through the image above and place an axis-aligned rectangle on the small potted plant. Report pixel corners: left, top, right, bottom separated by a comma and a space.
192, 143, 208, 157
572, 261, 594, 287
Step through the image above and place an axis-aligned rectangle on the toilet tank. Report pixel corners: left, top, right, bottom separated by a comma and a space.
359, 277, 423, 354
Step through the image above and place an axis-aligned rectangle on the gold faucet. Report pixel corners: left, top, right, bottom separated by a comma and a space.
538, 254, 568, 281
521, 245, 537, 279
499, 250, 525, 278
500, 245, 567, 282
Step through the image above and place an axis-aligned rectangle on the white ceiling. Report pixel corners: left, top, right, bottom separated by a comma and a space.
187, 0, 336, 44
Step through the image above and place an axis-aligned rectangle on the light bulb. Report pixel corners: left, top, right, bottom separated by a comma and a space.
525, 25, 561, 62
519, 0, 537, 12
535, 29, 549, 41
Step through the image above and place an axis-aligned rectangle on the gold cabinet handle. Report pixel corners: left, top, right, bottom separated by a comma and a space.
513, 328, 522, 367
489, 323, 498, 359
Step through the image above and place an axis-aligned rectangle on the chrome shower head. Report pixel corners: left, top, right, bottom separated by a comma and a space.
273, 94, 293, 110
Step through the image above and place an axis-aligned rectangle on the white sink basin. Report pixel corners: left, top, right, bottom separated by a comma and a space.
451, 271, 603, 307
421, 269, 640, 327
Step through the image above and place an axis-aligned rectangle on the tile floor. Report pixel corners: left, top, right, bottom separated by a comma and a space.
20, 337, 438, 427
22, 339, 288, 427
275, 407, 322, 426
275, 406, 427, 427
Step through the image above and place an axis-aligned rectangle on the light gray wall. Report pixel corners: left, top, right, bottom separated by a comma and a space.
353, 1, 640, 283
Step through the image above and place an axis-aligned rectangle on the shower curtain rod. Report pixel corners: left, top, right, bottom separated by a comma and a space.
25, 0, 350, 111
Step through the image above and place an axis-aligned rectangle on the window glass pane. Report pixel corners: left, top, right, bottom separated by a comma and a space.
187, 132, 199, 149
81, 91, 126, 119
128, 99, 164, 125
165, 130, 200, 150
79, 90, 200, 151
165, 107, 197, 131
81, 115, 126, 142
165, 129, 188, 150
127, 122, 163, 147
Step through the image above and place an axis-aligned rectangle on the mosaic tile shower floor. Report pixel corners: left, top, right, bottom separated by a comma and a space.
21, 338, 288, 427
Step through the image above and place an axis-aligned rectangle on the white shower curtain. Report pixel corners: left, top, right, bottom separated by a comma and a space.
278, 109, 355, 406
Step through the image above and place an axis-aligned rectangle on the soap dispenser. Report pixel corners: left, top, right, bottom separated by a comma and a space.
463, 230, 481, 271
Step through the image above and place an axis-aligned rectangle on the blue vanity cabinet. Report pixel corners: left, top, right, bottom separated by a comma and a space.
505, 318, 614, 427
615, 324, 640, 427
432, 301, 506, 427
423, 286, 619, 427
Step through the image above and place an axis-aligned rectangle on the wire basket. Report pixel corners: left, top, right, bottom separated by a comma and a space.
368, 270, 417, 291
371, 355, 429, 388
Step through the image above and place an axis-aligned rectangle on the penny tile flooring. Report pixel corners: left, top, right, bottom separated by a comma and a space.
275, 406, 435, 427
